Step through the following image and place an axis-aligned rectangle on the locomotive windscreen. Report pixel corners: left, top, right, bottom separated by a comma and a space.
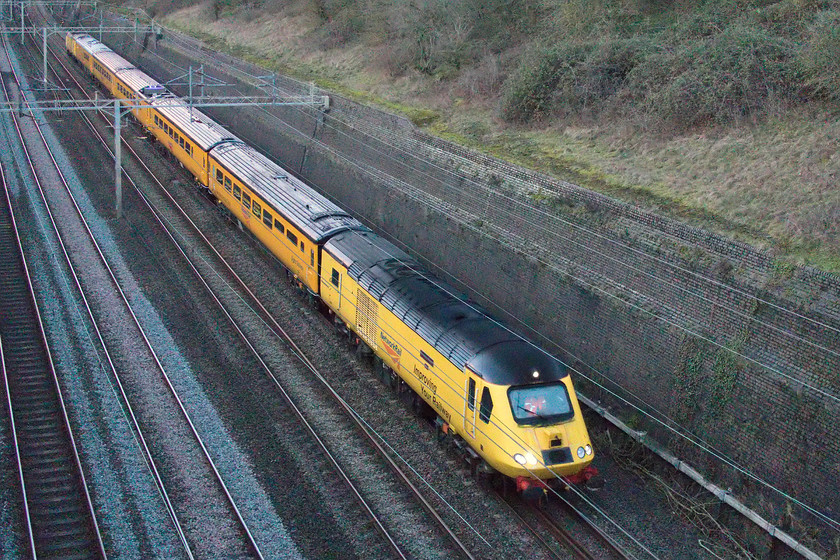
508, 382, 574, 426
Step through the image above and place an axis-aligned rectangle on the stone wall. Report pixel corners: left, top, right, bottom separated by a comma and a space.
100, 18, 839, 541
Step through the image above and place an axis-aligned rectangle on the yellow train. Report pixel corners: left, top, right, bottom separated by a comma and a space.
66, 32, 596, 487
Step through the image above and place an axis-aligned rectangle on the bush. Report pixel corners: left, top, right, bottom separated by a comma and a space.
499, 43, 592, 122
629, 24, 801, 128
561, 36, 656, 110
500, 35, 655, 122
797, 10, 840, 101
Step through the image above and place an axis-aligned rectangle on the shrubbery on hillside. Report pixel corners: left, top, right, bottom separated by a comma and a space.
154, 0, 840, 130
797, 10, 840, 101
632, 25, 800, 128
495, 0, 840, 129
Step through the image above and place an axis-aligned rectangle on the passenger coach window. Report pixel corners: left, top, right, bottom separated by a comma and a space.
262, 210, 273, 227
479, 388, 493, 423
242, 192, 251, 209
274, 218, 285, 233
225, 177, 232, 192
233, 185, 241, 199
216, 169, 223, 183
300, 241, 305, 252
252, 200, 261, 217
331, 269, 339, 287
286, 231, 298, 246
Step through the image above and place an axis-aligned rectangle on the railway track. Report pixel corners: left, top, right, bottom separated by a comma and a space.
144, 28, 671, 560
6, 13, 482, 558
496, 488, 636, 560
3, 30, 266, 559
128, 31, 649, 560
36, 21, 477, 559
18, 12, 647, 559
0, 160, 105, 556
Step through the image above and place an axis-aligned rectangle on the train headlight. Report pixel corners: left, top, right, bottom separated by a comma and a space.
514, 453, 538, 466
585, 444, 593, 456
576, 446, 586, 459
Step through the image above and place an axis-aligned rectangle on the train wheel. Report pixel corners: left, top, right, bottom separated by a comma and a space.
355, 341, 371, 363
379, 363, 391, 386
411, 393, 434, 420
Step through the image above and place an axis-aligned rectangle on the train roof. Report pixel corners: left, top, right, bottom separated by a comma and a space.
69, 33, 236, 150
324, 230, 568, 385
210, 142, 368, 242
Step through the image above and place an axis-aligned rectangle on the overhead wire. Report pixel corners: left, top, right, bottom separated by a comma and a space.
133, 36, 840, 532
301, 108, 840, 360
116, 33, 666, 556
186, 59, 840, 393
224, 95, 840, 531
239, 93, 840, 404
117, 23, 840, 538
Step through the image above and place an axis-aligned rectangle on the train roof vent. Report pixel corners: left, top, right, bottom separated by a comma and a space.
380, 288, 400, 310
449, 346, 470, 370
368, 279, 387, 300
435, 332, 459, 357
140, 85, 167, 98
347, 262, 365, 281
390, 296, 412, 320
311, 210, 352, 221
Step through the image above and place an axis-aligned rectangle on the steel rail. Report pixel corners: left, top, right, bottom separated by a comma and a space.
47, 34, 440, 560
0, 37, 107, 560
0, 175, 37, 560
47, 22, 477, 560
532, 506, 600, 560
494, 492, 567, 560
498, 487, 634, 560
11, 25, 264, 559
7, 26, 197, 560
551, 494, 636, 560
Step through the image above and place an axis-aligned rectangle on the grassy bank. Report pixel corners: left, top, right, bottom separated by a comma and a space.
139, 0, 839, 272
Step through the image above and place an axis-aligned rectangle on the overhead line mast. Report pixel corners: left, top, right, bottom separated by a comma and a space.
1, 8, 329, 217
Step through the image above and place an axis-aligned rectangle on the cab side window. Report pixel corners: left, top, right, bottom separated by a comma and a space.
331, 269, 339, 287
479, 387, 493, 423
467, 378, 476, 411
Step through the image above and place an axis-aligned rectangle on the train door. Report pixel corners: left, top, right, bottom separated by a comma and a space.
463, 375, 478, 439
